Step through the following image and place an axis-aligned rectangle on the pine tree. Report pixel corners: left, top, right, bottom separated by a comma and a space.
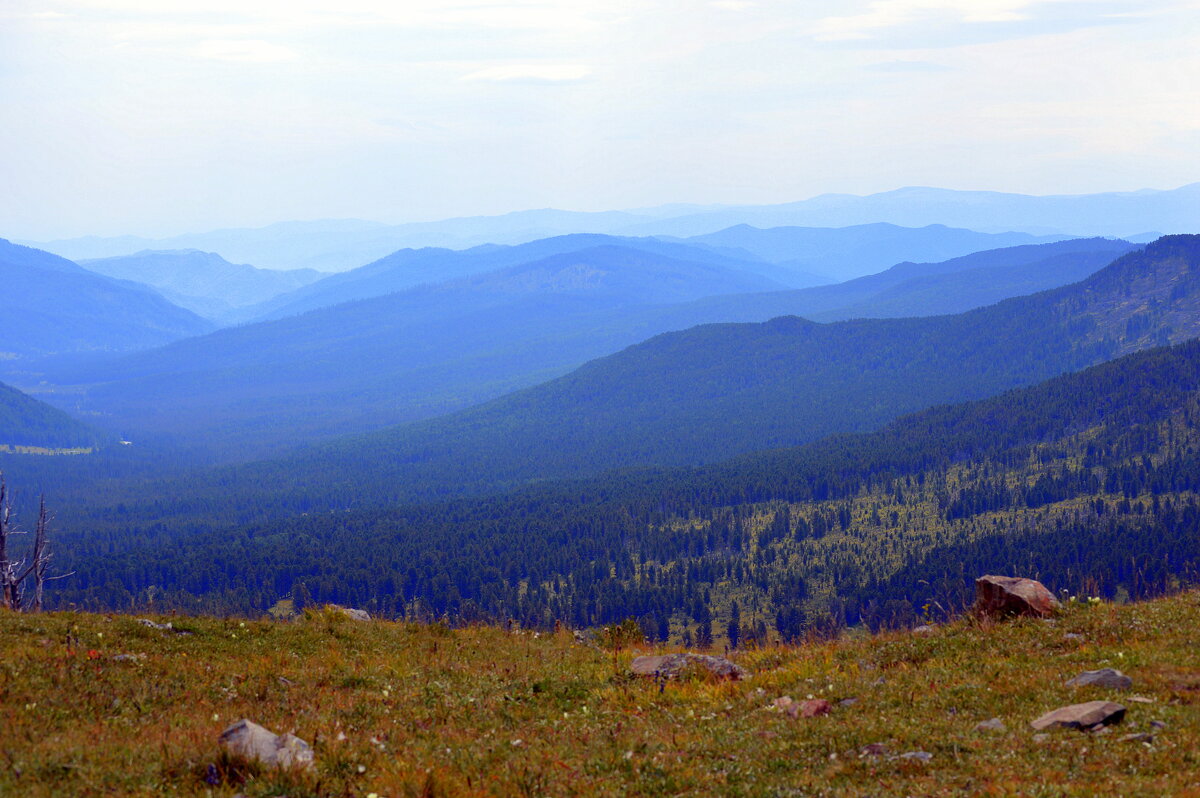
726, 600, 741, 650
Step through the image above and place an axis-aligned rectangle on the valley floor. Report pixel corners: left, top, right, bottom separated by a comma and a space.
2, 594, 1199, 797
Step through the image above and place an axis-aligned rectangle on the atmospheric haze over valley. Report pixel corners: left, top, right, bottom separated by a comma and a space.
3, 1, 1200, 795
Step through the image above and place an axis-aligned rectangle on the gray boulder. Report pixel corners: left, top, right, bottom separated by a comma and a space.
974, 718, 1006, 732
219, 719, 314, 770
1066, 668, 1132, 690
974, 575, 1061, 619
630, 653, 747, 680
1030, 701, 1126, 731
333, 606, 371, 621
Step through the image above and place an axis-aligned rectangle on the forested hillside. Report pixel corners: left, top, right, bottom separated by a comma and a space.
46, 339, 1200, 644
806, 240, 1137, 320
244, 233, 798, 322
0, 381, 103, 450
31, 238, 1136, 460
0, 239, 213, 363
37, 245, 785, 456
224, 235, 1199, 499
679, 222, 1066, 280
79, 249, 322, 322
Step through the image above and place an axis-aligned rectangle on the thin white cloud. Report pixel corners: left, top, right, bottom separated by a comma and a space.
461, 64, 592, 82
191, 39, 298, 63
865, 59, 954, 71
813, 0, 1038, 41
709, 1, 757, 10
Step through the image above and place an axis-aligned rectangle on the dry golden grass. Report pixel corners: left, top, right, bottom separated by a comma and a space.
2, 595, 1200, 797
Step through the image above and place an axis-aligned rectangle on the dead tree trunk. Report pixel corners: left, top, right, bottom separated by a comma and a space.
0, 476, 71, 612
31, 498, 50, 612
0, 474, 20, 610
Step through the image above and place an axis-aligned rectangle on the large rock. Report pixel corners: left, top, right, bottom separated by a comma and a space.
1066, 668, 1133, 690
332, 605, 371, 621
974, 575, 1061, 619
219, 719, 314, 770
1030, 701, 1126, 731
630, 653, 747, 680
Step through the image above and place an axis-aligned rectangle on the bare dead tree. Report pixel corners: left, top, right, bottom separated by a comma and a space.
0, 475, 72, 612
0, 474, 21, 610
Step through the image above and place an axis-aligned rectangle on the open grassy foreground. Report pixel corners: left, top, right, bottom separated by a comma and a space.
2, 595, 1200, 797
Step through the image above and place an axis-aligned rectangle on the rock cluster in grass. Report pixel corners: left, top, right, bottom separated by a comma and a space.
630, 653, 747, 680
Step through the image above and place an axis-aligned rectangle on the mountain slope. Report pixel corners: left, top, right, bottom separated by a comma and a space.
807, 241, 1139, 320
78, 250, 322, 321
668, 238, 1136, 325
26, 183, 1199, 267
39, 245, 785, 455
263, 235, 1200, 498
623, 183, 1200, 238
34, 239, 1138, 459
243, 233, 807, 322
47, 338, 1200, 632
0, 381, 103, 450
0, 239, 214, 362
679, 223, 1068, 280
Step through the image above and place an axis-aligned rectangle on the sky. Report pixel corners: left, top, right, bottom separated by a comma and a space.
2, 0, 1199, 239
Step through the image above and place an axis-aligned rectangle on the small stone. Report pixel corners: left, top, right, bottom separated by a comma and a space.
974, 718, 1006, 732
1150, 720, 1167, 730
838, 697, 859, 708
1066, 668, 1132, 691
137, 619, 173, 631
898, 751, 932, 762
1120, 733, 1154, 744
1030, 701, 1126, 731
1129, 696, 1155, 704
219, 719, 314, 770
796, 699, 831, 718
112, 653, 145, 662
912, 625, 935, 635
1032, 734, 1050, 743
1064, 633, 1085, 642
858, 742, 888, 758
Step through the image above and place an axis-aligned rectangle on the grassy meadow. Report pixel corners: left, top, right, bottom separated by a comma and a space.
2, 594, 1199, 797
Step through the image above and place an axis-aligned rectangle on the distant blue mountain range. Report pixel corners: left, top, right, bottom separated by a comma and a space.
22, 183, 1197, 271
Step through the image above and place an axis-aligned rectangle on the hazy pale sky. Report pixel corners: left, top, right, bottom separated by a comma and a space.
3, 0, 1199, 238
